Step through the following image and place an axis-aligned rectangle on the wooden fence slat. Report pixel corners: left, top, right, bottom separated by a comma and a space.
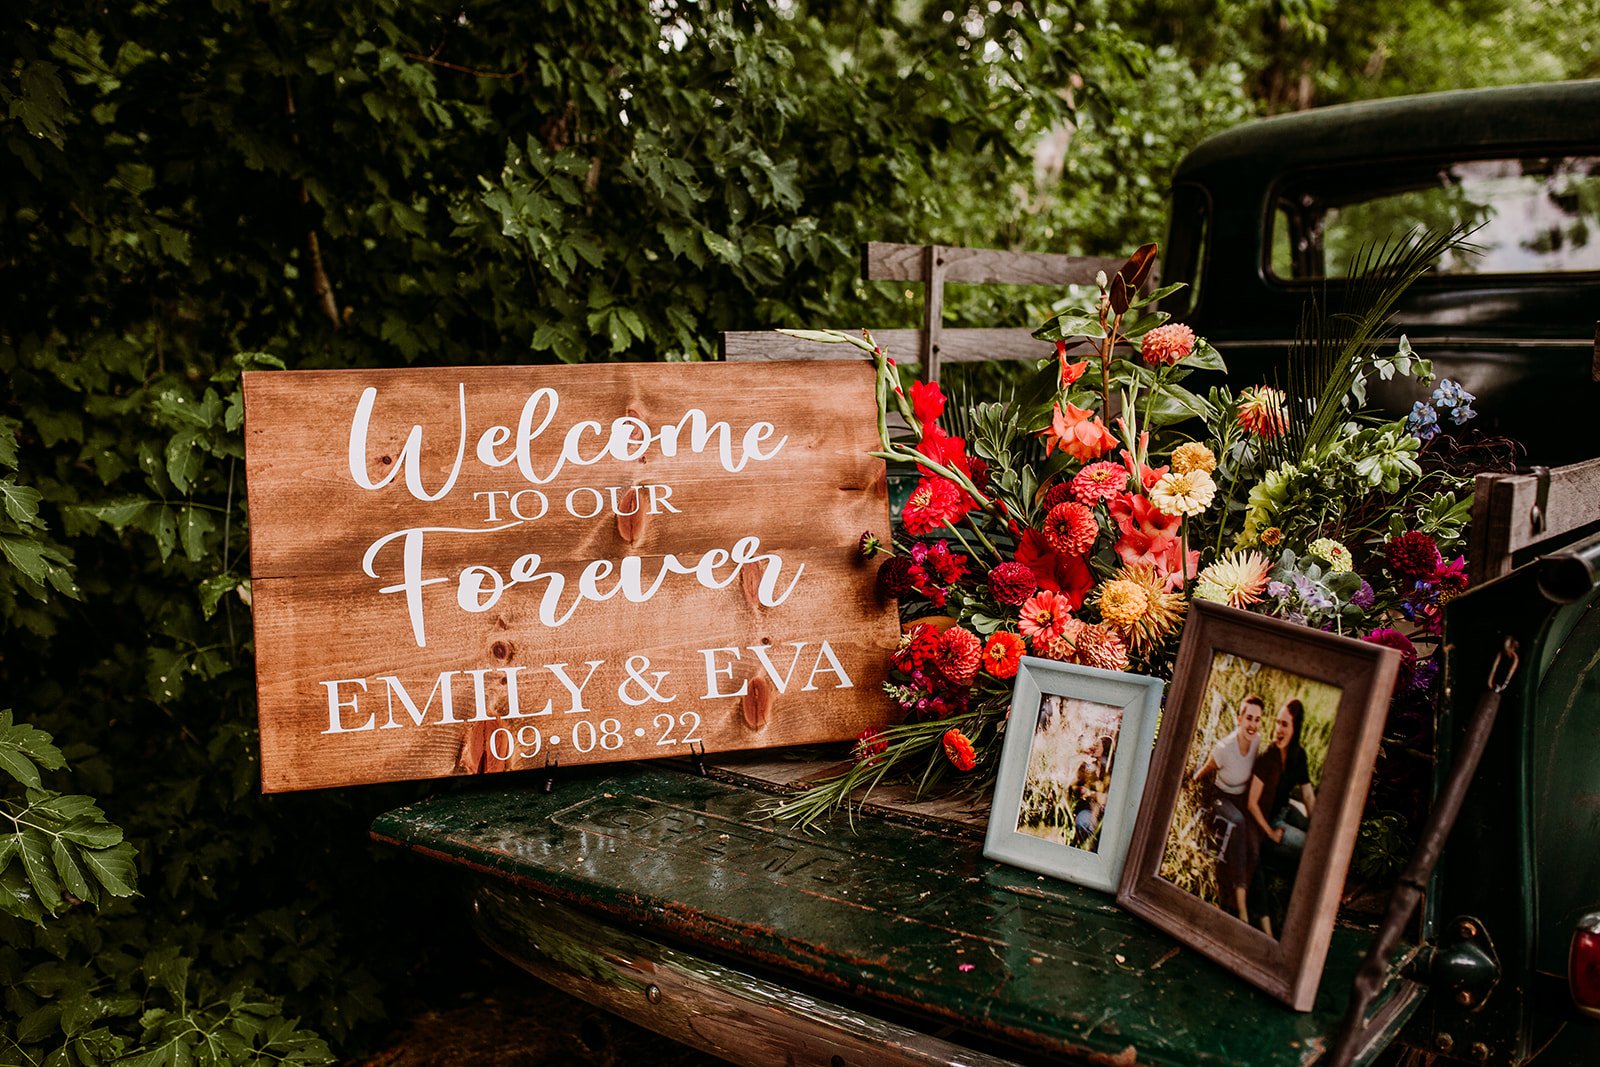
862, 241, 1123, 287
721, 327, 1050, 364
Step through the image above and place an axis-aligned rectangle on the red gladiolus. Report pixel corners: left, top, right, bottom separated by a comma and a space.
910, 380, 946, 427
1014, 528, 1096, 611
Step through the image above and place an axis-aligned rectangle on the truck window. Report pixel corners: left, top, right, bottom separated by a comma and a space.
1162, 183, 1210, 315
1269, 156, 1600, 280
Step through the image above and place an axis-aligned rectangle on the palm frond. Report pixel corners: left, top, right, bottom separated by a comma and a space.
1272, 225, 1479, 467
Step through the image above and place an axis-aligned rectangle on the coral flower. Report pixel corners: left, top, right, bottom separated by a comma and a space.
1094, 563, 1186, 655
935, 626, 984, 686
1018, 589, 1072, 645
1149, 469, 1216, 518
1236, 386, 1289, 439
1070, 461, 1129, 506
942, 729, 978, 772
981, 632, 1026, 679
1170, 442, 1217, 476
1194, 550, 1272, 608
1140, 323, 1196, 367
1055, 340, 1091, 385
901, 477, 968, 536
1071, 623, 1131, 672
1042, 401, 1116, 462
1043, 501, 1099, 555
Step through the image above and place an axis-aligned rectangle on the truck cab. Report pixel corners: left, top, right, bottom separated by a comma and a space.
1161, 80, 1600, 464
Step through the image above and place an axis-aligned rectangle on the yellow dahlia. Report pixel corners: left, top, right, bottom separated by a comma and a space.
1095, 578, 1150, 630
1170, 442, 1217, 476
1149, 469, 1216, 518
1095, 563, 1186, 655
1193, 550, 1272, 609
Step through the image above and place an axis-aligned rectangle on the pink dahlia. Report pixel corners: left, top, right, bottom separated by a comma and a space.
1140, 323, 1196, 367
1070, 461, 1129, 506
1018, 589, 1072, 645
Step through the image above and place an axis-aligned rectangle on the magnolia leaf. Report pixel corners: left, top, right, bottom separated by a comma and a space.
1116, 243, 1158, 291
1031, 310, 1099, 342
1129, 280, 1187, 309
1181, 339, 1227, 373
1108, 271, 1130, 315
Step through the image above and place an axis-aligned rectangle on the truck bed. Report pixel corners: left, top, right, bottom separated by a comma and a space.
371, 763, 1422, 1066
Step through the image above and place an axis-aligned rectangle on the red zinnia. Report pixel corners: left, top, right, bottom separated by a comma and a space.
853, 728, 889, 765
1018, 589, 1071, 644
1043, 501, 1099, 555
1041, 481, 1075, 512
1071, 461, 1129, 506
901, 477, 966, 536
892, 623, 943, 673
942, 729, 978, 772
1385, 530, 1443, 581
987, 561, 1038, 606
982, 632, 1026, 679
935, 626, 984, 686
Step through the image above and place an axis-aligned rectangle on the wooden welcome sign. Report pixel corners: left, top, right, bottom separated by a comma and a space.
243, 362, 899, 792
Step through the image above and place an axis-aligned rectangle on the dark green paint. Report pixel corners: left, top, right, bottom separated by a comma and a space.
1406, 563, 1600, 1062
374, 770, 1418, 1066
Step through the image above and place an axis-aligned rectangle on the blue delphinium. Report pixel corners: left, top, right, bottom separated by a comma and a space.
1407, 401, 1439, 441
1426, 379, 1477, 429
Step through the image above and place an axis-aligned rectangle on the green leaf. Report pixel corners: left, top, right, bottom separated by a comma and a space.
1129, 281, 1187, 309
0, 863, 47, 924
1181, 338, 1228, 373
17, 827, 63, 912
0, 477, 44, 528
701, 231, 740, 264
80, 841, 137, 899
51, 838, 95, 902
0, 710, 67, 788
198, 574, 238, 620
164, 431, 202, 494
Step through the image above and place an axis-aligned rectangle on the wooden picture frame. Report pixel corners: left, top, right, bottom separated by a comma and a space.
983, 659, 1164, 893
1117, 601, 1401, 1011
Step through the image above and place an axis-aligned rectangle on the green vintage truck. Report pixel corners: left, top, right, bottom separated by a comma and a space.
373, 83, 1600, 1066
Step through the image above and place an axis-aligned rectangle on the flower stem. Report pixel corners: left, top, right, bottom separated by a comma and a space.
961, 514, 1005, 563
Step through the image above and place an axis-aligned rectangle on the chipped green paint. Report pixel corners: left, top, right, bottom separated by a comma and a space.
373, 769, 1420, 1065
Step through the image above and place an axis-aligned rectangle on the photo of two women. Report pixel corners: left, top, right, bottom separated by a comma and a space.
1159, 653, 1340, 937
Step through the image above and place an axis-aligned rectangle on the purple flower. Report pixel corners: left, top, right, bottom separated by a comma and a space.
1352, 579, 1375, 609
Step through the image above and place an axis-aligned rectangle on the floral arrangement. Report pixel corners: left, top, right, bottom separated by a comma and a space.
776, 239, 1489, 852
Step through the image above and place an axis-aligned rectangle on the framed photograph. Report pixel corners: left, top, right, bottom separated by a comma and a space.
983, 658, 1164, 893
1117, 601, 1401, 1010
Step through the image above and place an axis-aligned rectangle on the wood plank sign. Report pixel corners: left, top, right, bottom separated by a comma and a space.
243, 362, 899, 792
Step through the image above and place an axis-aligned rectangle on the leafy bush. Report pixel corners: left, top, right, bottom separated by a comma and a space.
0, 1, 1130, 1059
